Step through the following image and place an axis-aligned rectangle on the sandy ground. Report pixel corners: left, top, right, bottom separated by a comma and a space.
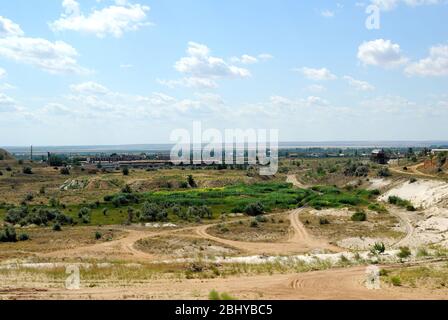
378, 179, 448, 248
2, 264, 447, 300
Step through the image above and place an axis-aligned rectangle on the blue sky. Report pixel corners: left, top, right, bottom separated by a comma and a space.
0, 0, 447, 146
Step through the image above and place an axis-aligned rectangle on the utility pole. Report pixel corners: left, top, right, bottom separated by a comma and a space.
30, 145, 33, 162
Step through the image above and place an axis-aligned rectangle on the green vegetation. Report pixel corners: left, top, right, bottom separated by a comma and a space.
388, 196, 416, 211
351, 211, 367, 222
397, 246, 412, 260
370, 242, 386, 255
209, 290, 236, 300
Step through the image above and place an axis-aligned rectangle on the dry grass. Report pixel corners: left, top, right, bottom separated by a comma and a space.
299, 209, 403, 242
207, 214, 290, 242
0, 226, 126, 261
135, 235, 240, 259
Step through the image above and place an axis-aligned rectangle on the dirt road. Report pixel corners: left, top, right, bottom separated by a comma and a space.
286, 174, 307, 188
3, 264, 446, 300
195, 208, 340, 255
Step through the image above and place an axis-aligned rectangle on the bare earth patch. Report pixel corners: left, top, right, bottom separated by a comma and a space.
135, 235, 240, 259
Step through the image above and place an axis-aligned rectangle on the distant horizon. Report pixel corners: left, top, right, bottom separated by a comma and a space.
3, 140, 448, 155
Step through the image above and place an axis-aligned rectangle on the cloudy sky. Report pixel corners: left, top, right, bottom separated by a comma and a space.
0, 0, 447, 146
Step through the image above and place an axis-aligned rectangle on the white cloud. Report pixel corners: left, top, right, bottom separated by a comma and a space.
0, 67, 6, 79
50, 0, 150, 38
0, 93, 18, 112
357, 39, 408, 68
0, 16, 24, 37
158, 77, 218, 89
70, 81, 110, 95
0, 16, 89, 75
371, 0, 440, 11
258, 53, 274, 61
321, 10, 335, 17
405, 45, 448, 77
239, 54, 259, 64
343, 76, 375, 91
0, 36, 90, 75
298, 67, 337, 81
175, 42, 251, 78
161, 42, 252, 89
306, 84, 326, 93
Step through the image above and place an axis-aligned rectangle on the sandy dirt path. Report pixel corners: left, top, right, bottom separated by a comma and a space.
195, 208, 341, 255
390, 163, 437, 179
3, 264, 447, 300
286, 174, 307, 188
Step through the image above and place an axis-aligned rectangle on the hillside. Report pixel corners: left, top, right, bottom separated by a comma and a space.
0, 148, 14, 161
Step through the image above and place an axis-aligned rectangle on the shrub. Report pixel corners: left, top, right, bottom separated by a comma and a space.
397, 246, 412, 259
377, 167, 391, 177
122, 167, 129, 176
60, 167, 70, 175
95, 232, 102, 240
370, 242, 386, 255
18, 233, 30, 241
140, 202, 167, 222
351, 211, 367, 222
255, 215, 268, 223
410, 177, 417, 184
22, 167, 33, 174
319, 218, 330, 225
244, 202, 265, 216
208, 290, 235, 300
121, 184, 132, 194
53, 223, 62, 231
0, 226, 17, 242
250, 220, 259, 228
390, 276, 401, 286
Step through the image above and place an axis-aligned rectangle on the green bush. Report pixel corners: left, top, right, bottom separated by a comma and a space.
18, 233, 30, 241
95, 232, 102, 240
60, 167, 70, 175
244, 202, 265, 216
319, 218, 330, 225
371, 242, 386, 255
53, 223, 62, 231
122, 167, 129, 176
0, 226, 17, 242
22, 167, 33, 174
397, 246, 412, 259
351, 211, 367, 222
390, 276, 401, 286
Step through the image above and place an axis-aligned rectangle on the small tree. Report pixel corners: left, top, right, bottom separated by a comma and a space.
60, 167, 70, 175
244, 202, 265, 216
122, 167, 129, 176
22, 167, 33, 174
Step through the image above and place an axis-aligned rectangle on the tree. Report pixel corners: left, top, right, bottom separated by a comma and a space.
122, 167, 130, 176
244, 202, 265, 216
140, 202, 167, 222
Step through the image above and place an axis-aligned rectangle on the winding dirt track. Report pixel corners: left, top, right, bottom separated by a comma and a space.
195, 209, 340, 255
286, 174, 308, 188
